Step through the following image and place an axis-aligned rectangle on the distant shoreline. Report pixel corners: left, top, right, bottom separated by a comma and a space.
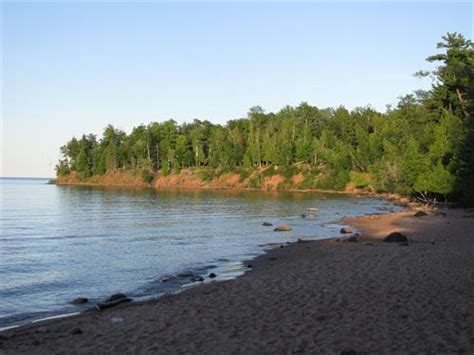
51, 171, 417, 208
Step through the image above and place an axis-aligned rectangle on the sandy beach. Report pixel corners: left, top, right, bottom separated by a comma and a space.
1, 208, 473, 354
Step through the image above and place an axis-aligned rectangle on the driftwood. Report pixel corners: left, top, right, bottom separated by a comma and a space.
95, 297, 131, 311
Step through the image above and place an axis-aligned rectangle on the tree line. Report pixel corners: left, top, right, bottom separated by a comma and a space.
56, 33, 474, 204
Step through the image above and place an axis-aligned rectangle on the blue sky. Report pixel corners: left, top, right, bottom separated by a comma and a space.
2, 1, 472, 177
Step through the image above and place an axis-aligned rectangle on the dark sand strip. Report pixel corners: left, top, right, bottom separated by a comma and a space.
1, 209, 473, 354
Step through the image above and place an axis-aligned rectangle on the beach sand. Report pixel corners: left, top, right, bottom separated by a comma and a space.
1, 208, 473, 354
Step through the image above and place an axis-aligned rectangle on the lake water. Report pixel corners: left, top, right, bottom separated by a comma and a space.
0, 177, 398, 328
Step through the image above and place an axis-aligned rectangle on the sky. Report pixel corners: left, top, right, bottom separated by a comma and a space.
1, 1, 472, 178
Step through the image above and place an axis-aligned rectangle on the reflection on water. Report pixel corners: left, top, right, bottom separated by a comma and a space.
0, 177, 398, 327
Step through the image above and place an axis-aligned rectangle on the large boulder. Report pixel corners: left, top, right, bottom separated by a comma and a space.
384, 232, 408, 243
274, 225, 292, 232
340, 227, 353, 234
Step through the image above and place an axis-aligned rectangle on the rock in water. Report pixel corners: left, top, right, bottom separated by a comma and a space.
273, 225, 292, 232
191, 276, 204, 282
209, 273, 217, 278
340, 227, 353, 234
413, 210, 428, 217
384, 232, 408, 243
105, 293, 128, 302
70, 297, 88, 305
262, 222, 273, 226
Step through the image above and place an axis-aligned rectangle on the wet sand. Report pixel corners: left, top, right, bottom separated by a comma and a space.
1, 208, 473, 353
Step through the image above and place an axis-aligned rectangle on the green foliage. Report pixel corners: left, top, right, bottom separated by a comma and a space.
55, 33, 473, 203
350, 171, 371, 189
55, 159, 70, 176
414, 162, 454, 196
161, 160, 170, 176
261, 166, 277, 177
280, 165, 297, 180
142, 170, 155, 184
198, 169, 214, 182
238, 168, 251, 182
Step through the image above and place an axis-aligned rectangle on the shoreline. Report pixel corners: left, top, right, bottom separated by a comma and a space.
2, 207, 473, 353
52, 179, 418, 207
1, 184, 404, 333
0, 200, 388, 332
0, 206, 364, 332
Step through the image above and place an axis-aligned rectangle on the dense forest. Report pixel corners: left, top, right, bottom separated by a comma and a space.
56, 33, 474, 205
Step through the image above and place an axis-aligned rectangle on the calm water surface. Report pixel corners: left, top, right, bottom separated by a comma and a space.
0, 177, 398, 328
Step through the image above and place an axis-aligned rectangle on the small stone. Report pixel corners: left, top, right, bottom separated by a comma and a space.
71, 327, 82, 335
191, 276, 204, 282
247, 264, 253, 268
273, 225, 291, 232
262, 222, 273, 226
346, 236, 358, 243
413, 210, 428, 217
340, 227, 353, 234
71, 297, 88, 305
208, 273, 217, 278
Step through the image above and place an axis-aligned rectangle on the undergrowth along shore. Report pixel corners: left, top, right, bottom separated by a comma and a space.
52, 167, 430, 209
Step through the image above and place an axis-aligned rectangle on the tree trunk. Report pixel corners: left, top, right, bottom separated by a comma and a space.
456, 88, 470, 118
